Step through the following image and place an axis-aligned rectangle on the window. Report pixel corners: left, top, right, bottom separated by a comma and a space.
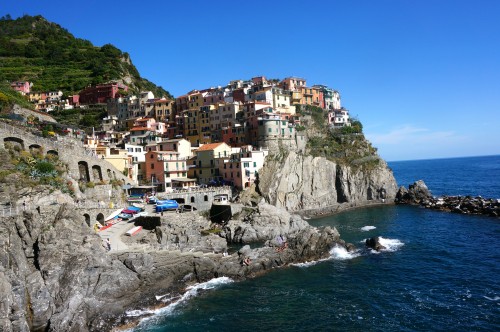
268, 128, 272, 133
150, 154, 154, 159
253, 162, 256, 167
244, 162, 249, 168
151, 163, 154, 169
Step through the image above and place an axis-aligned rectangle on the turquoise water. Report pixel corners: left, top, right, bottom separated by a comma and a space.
133, 155, 500, 331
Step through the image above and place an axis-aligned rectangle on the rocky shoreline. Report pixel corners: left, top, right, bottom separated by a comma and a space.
395, 180, 500, 217
0, 197, 354, 332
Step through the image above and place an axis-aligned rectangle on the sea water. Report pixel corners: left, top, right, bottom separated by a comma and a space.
133, 155, 500, 331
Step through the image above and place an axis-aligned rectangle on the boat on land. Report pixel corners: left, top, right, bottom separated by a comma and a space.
104, 208, 124, 222
155, 200, 179, 212
210, 194, 232, 223
132, 203, 145, 210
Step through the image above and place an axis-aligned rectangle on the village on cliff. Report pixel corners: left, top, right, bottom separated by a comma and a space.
10, 76, 351, 193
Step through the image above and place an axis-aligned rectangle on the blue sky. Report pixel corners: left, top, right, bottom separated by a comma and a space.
5, 0, 500, 161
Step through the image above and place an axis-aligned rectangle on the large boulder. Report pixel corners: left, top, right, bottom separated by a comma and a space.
365, 236, 386, 251
395, 180, 432, 204
224, 203, 309, 243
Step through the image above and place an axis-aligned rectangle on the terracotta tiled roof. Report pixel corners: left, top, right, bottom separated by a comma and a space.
196, 142, 224, 151
130, 127, 150, 131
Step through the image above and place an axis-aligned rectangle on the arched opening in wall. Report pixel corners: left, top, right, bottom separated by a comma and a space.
367, 188, 373, 201
83, 214, 91, 227
78, 161, 90, 182
190, 196, 195, 203
107, 169, 112, 179
244, 182, 250, 188
29, 144, 42, 155
96, 213, 105, 225
3, 137, 25, 151
204, 195, 208, 202
173, 197, 185, 204
47, 150, 58, 157
92, 165, 103, 182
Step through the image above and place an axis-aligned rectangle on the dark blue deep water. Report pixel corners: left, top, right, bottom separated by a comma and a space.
133, 155, 500, 331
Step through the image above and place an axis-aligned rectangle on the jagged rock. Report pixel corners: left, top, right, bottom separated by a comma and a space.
395, 180, 432, 204
365, 237, 386, 251
225, 203, 309, 243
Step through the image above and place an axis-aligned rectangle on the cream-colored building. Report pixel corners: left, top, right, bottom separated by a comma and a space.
194, 142, 232, 184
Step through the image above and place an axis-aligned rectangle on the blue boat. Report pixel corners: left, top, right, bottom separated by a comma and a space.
127, 206, 142, 212
155, 200, 179, 212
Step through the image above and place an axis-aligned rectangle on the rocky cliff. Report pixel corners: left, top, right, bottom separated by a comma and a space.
256, 149, 398, 215
0, 203, 344, 331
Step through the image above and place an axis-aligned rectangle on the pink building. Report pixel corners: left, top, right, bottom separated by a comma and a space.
79, 82, 128, 104
218, 145, 268, 189
10, 81, 31, 95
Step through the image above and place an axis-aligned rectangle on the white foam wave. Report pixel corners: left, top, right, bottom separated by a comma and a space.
127, 277, 233, 328
360, 226, 376, 231
292, 245, 360, 267
125, 309, 155, 317
292, 257, 330, 267
331, 246, 360, 260
377, 237, 404, 252
483, 296, 500, 301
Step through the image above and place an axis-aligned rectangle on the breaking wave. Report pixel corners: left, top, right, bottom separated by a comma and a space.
360, 226, 376, 231
330, 245, 361, 260
125, 277, 233, 330
293, 245, 360, 267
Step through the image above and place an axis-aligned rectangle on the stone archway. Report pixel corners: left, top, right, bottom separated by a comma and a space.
47, 150, 59, 157
190, 196, 195, 203
96, 213, 104, 225
92, 165, 103, 182
3, 137, 24, 150
29, 144, 42, 155
78, 161, 90, 182
83, 213, 91, 227
367, 187, 373, 200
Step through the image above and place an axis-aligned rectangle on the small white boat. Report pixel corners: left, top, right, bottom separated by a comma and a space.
105, 208, 124, 222
132, 203, 145, 210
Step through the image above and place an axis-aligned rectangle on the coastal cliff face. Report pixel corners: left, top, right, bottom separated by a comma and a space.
0, 204, 140, 332
0, 200, 344, 331
257, 150, 398, 214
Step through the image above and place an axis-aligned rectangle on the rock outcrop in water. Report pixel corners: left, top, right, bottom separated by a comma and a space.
395, 180, 500, 217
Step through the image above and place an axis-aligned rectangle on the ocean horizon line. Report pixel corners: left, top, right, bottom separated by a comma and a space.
387, 153, 500, 163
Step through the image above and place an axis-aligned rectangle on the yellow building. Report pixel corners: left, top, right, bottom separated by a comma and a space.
194, 142, 232, 184
153, 99, 175, 123
184, 105, 214, 147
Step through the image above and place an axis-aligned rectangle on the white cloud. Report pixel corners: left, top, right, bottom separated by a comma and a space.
366, 125, 462, 145
365, 125, 471, 161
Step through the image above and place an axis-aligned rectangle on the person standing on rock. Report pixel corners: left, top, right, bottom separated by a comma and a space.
105, 238, 111, 251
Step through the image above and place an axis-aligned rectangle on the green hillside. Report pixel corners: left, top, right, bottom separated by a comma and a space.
0, 14, 172, 98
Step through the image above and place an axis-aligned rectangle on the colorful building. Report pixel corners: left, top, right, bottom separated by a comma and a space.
193, 142, 232, 184
79, 82, 128, 105
10, 81, 31, 95
218, 145, 268, 189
